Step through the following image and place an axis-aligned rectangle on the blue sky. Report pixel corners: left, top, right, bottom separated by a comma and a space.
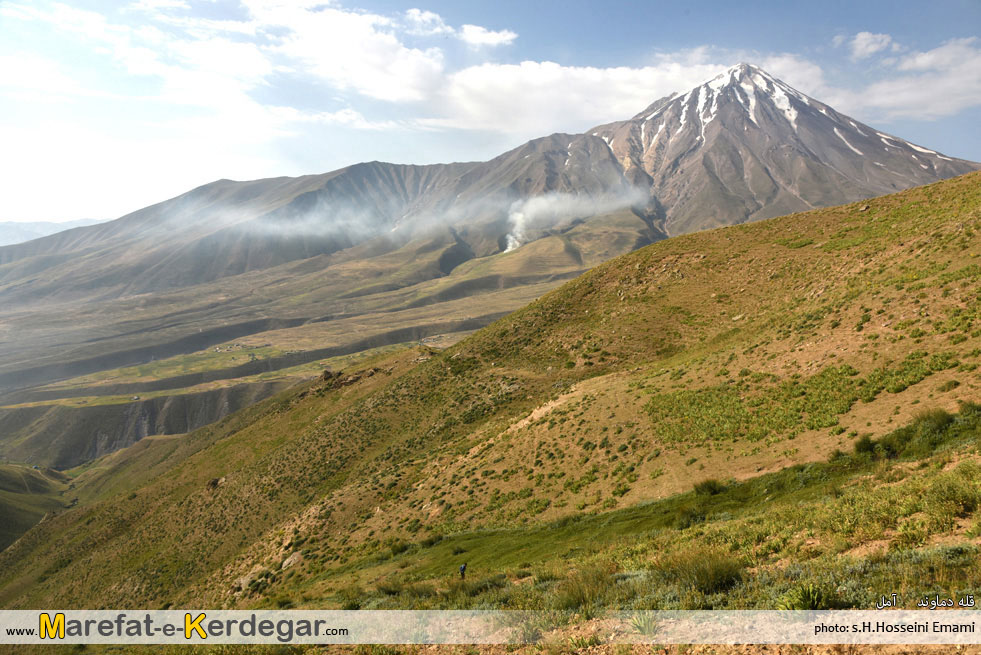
1, 0, 980, 222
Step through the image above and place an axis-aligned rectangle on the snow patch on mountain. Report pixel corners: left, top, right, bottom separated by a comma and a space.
738, 82, 758, 125
677, 91, 692, 130
763, 78, 799, 130
908, 143, 938, 155
834, 128, 863, 155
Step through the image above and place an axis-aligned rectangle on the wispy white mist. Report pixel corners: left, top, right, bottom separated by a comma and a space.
150, 185, 651, 255
503, 188, 648, 252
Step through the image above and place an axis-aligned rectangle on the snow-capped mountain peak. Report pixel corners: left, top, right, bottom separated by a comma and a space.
587, 64, 978, 236
631, 63, 813, 141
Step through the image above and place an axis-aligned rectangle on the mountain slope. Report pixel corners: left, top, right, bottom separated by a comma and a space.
0, 219, 105, 247
1, 64, 972, 306
0, 64, 976, 473
0, 134, 636, 303
590, 63, 978, 234
1, 171, 978, 610
0, 465, 70, 551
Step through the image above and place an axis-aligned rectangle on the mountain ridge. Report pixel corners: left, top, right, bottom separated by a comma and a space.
0, 63, 977, 471
2, 65, 976, 299
0, 219, 105, 248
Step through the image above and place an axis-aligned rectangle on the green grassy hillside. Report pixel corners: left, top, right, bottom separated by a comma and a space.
1, 172, 979, 614
0, 465, 70, 550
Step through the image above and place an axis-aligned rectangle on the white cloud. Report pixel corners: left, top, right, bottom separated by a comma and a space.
857, 37, 981, 119
169, 37, 272, 86
0, 119, 282, 221
767, 36, 981, 122
753, 52, 849, 105
271, 106, 400, 131
850, 32, 893, 59
898, 36, 977, 71
423, 58, 724, 135
404, 9, 516, 48
458, 24, 517, 47
240, 1, 445, 103
404, 8, 453, 36
0, 52, 86, 97
128, 0, 188, 10
416, 46, 850, 138
2, 0, 979, 223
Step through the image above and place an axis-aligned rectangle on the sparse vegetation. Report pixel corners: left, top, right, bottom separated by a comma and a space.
3, 173, 981, 619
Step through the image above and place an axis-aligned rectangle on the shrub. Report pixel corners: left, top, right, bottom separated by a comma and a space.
355, 646, 402, 655
877, 408, 955, 459
569, 635, 602, 649
630, 613, 659, 637
776, 583, 837, 610
673, 506, 705, 529
376, 579, 404, 596
914, 408, 955, 437
854, 435, 874, 455
534, 569, 561, 584
551, 565, 614, 610
403, 582, 437, 599
651, 548, 744, 594
338, 586, 364, 610
891, 519, 927, 550
924, 468, 980, 531
959, 400, 981, 418
612, 483, 631, 497
450, 574, 507, 598
694, 478, 727, 495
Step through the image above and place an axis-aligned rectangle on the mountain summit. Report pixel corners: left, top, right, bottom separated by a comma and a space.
589, 63, 978, 234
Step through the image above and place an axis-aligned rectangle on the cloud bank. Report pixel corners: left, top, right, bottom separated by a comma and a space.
0, 0, 979, 222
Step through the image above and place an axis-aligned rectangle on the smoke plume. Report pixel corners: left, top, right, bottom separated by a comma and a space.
503, 188, 648, 252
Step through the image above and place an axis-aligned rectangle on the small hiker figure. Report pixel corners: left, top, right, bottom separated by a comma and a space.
459, 563, 467, 580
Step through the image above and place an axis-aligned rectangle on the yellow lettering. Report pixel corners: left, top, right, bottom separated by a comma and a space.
39, 613, 65, 639
185, 613, 207, 639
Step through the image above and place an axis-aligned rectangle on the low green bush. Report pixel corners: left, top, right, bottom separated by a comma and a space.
776, 583, 838, 610
694, 478, 727, 495
551, 565, 614, 610
651, 548, 743, 594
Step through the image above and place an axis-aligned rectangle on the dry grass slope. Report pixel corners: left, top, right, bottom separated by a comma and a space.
1, 173, 979, 619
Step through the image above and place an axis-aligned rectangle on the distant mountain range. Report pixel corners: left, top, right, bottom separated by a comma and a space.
1, 65, 975, 304
0, 64, 977, 468
0, 219, 105, 247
